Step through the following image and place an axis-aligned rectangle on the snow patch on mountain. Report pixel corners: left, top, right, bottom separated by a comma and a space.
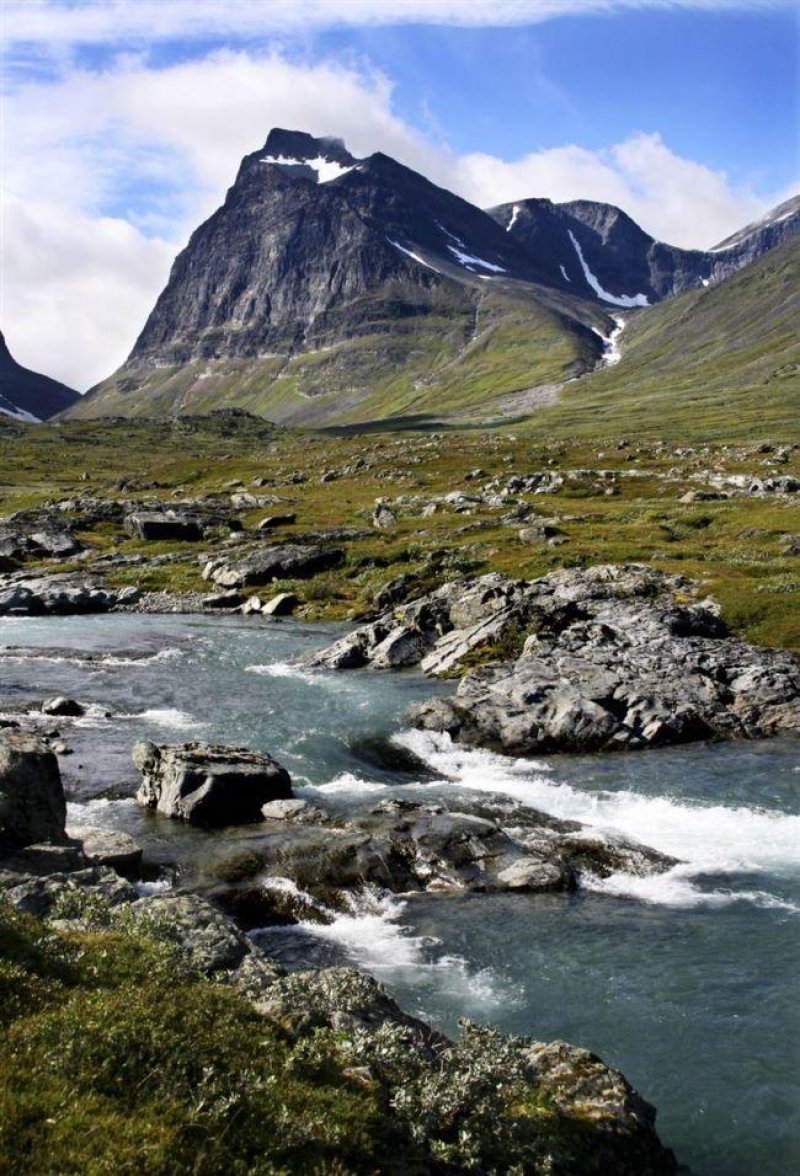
388, 239, 438, 271
261, 154, 356, 183
568, 231, 649, 308
0, 402, 41, 423
447, 245, 507, 273
559, 264, 571, 283
506, 204, 521, 232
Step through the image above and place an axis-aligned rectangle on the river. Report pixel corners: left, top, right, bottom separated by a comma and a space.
1, 612, 798, 1175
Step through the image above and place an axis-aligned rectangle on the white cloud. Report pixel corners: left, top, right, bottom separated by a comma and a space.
452, 133, 770, 247
1, 49, 793, 389
4, 0, 790, 46
1, 195, 174, 389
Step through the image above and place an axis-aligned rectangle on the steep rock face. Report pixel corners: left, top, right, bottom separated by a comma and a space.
489, 193, 800, 305
118, 128, 540, 374
0, 331, 80, 421
709, 194, 800, 273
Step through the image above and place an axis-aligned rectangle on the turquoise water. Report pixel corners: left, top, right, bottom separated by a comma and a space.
1, 613, 798, 1174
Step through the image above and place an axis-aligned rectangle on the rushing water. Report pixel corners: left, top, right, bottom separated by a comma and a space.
1, 613, 798, 1175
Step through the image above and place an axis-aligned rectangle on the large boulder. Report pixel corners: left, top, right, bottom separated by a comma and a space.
133, 740, 292, 826
0, 733, 67, 851
207, 543, 343, 588
124, 512, 206, 541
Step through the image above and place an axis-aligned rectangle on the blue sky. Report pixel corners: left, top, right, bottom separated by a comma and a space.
2, 0, 798, 388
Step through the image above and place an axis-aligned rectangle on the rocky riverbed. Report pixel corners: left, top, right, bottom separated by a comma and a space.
1, 603, 798, 1175
1, 728, 678, 1175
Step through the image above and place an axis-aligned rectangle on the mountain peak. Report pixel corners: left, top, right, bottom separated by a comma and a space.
258, 128, 359, 184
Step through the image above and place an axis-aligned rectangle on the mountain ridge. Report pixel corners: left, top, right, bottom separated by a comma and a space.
61, 128, 799, 426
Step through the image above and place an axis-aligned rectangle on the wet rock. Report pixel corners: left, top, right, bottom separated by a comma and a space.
0, 732, 67, 851
133, 740, 293, 826
222, 797, 672, 909
42, 696, 85, 717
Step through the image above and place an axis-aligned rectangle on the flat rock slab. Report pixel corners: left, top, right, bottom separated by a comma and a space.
124, 512, 206, 541
67, 825, 143, 874
134, 740, 292, 826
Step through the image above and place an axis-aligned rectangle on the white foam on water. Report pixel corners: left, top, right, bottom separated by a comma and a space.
66, 797, 135, 821
136, 878, 174, 897
309, 771, 387, 797
132, 707, 205, 730
268, 886, 517, 1010
0, 647, 181, 668
246, 660, 341, 687
393, 729, 800, 911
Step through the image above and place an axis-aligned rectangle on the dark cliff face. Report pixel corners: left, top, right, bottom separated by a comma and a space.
128, 128, 583, 376
708, 195, 800, 277
128, 130, 542, 372
489, 192, 800, 305
0, 331, 80, 421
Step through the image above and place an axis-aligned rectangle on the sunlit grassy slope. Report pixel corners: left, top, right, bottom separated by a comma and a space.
531, 236, 799, 442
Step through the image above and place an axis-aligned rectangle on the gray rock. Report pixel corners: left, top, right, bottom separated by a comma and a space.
0, 732, 67, 850
256, 513, 297, 529
0, 865, 137, 917
124, 511, 206, 541
209, 543, 343, 588
262, 591, 299, 616
309, 564, 800, 753
133, 740, 293, 826
66, 825, 143, 874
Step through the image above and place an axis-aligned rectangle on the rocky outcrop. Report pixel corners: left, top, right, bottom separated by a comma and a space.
490, 191, 800, 303
0, 576, 140, 616
203, 543, 343, 588
123, 512, 206, 541
66, 826, 143, 875
0, 733, 67, 851
307, 564, 800, 753
134, 740, 293, 826
211, 796, 675, 924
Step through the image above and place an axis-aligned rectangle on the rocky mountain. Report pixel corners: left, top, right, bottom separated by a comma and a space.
66, 129, 798, 427
488, 192, 800, 306
0, 331, 79, 421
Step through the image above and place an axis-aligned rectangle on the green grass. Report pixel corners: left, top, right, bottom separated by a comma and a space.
529, 236, 800, 442
0, 900, 632, 1175
2, 413, 798, 650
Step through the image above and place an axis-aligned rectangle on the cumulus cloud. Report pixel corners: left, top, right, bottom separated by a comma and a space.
2, 48, 792, 388
5, 0, 790, 45
453, 133, 769, 247
1, 196, 174, 390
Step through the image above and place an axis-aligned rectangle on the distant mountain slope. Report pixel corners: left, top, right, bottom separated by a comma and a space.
65, 128, 798, 428
532, 234, 800, 441
488, 193, 800, 307
68, 129, 612, 425
0, 331, 79, 421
